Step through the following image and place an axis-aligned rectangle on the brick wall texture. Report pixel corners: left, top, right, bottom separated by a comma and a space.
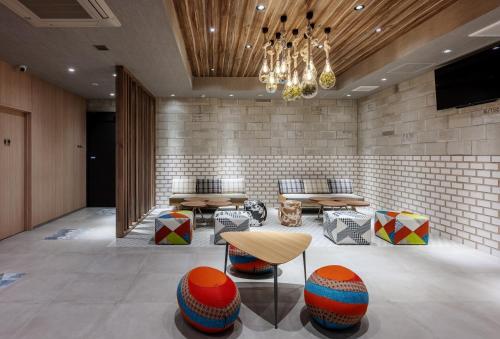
155, 71, 500, 257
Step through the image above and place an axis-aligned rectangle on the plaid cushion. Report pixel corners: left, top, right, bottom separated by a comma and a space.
171, 178, 196, 194
278, 179, 305, 194
328, 178, 353, 194
196, 178, 222, 194
303, 179, 330, 194
221, 178, 245, 193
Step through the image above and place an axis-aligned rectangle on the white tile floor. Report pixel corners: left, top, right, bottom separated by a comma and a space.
0, 207, 499, 339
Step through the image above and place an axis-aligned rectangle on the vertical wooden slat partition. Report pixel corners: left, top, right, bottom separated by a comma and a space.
116, 66, 156, 238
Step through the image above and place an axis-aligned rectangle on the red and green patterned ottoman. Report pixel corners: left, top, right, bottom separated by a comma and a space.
375, 210, 429, 245
155, 210, 193, 245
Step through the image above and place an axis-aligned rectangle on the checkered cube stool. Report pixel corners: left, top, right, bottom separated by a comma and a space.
375, 210, 429, 245
155, 210, 193, 245
324, 210, 371, 245
214, 210, 251, 245
243, 200, 267, 227
279, 200, 302, 227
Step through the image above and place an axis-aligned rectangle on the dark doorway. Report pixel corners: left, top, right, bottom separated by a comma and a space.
87, 112, 116, 207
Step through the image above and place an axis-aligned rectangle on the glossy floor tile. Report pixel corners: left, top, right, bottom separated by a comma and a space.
0, 207, 499, 338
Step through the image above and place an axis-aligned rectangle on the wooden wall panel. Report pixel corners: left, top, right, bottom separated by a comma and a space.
0, 59, 86, 228
116, 66, 156, 237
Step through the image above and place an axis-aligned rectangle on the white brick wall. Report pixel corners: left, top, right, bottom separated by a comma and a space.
358, 155, 500, 256
156, 155, 360, 208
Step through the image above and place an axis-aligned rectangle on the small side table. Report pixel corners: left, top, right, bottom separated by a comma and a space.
342, 200, 370, 211
180, 201, 207, 229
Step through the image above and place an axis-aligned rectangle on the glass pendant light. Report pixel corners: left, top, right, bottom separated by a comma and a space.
258, 28, 271, 83
266, 50, 277, 93
301, 31, 318, 99
319, 28, 336, 89
282, 44, 295, 101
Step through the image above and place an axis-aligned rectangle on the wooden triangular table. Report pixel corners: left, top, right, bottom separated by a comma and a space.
221, 231, 312, 329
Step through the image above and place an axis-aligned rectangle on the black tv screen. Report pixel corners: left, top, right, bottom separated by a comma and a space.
435, 44, 500, 110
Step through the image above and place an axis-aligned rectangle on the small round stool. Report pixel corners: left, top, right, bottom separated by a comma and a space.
304, 265, 368, 329
243, 200, 267, 226
177, 266, 241, 333
229, 244, 273, 274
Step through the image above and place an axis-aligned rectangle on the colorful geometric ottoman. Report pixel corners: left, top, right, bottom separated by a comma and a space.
155, 210, 193, 245
177, 266, 241, 333
243, 200, 267, 227
214, 210, 251, 245
324, 210, 371, 245
375, 210, 429, 245
278, 200, 302, 227
228, 244, 273, 274
304, 265, 369, 329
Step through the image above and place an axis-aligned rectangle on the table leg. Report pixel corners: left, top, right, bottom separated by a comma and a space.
273, 264, 278, 329
192, 208, 197, 230
224, 243, 229, 274
316, 206, 323, 220
303, 251, 307, 284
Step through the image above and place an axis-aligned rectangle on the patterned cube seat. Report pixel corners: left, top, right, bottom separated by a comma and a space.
243, 200, 267, 227
375, 210, 429, 245
155, 210, 193, 245
279, 200, 302, 227
324, 210, 371, 245
214, 210, 251, 245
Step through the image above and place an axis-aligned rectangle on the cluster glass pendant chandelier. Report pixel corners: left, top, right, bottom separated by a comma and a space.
258, 11, 336, 101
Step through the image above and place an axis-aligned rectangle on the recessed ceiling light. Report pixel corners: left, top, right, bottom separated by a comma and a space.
256, 4, 266, 11
229, 94, 234, 97
210, 68, 215, 71
209, 27, 216, 33
91, 82, 99, 86
201, 94, 206, 98
381, 78, 387, 81
354, 4, 365, 11
375, 27, 382, 33
257, 94, 263, 97
346, 94, 352, 97
170, 94, 175, 97
245, 44, 252, 49
318, 44, 324, 49
67, 67, 75, 73
443, 49, 452, 54
110, 93, 115, 97
113, 73, 117, 77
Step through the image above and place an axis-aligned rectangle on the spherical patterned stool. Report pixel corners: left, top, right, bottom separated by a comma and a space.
243, 200, 267, 226
229, 244, 273, 274
177, 266, 241, 333
304, 265, 368, 329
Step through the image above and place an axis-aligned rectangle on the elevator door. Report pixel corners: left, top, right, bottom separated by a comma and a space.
0, 110, 25, 240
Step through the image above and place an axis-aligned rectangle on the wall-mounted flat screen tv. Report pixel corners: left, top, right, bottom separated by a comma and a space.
435, 44, 500, 110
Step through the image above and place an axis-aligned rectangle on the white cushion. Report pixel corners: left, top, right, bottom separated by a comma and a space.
171, 178, 196, 194
303, 179, 330, 194
221, 178, 245, 193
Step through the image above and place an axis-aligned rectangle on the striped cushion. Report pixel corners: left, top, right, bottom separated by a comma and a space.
196, 178, 222, 194
221, 178, 245, 194
278, 179, 305, 194
171, 178, 196, 194
328, 179, 353, 194
303, 179, 330, 194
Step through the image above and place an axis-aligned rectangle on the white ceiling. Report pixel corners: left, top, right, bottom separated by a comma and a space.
0, 0, 498, 100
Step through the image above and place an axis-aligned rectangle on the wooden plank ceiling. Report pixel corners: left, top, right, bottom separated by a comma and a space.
171, 0, 459, 78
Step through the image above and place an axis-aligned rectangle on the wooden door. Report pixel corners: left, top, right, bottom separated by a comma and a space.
0, 110, 25, 239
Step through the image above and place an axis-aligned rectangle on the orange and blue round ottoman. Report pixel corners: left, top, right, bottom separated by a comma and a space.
229, 244, 273, 274
177, 266, 241, 333
304, 265, 368, 329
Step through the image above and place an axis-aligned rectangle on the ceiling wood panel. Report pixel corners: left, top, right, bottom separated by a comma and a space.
172, 0, 459, 77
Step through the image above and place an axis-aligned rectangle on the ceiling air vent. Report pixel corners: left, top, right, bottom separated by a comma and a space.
352, 86, 379, 92
387, 63, 434, 74
0, 0, 121, 27
469, 20, 500, 37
